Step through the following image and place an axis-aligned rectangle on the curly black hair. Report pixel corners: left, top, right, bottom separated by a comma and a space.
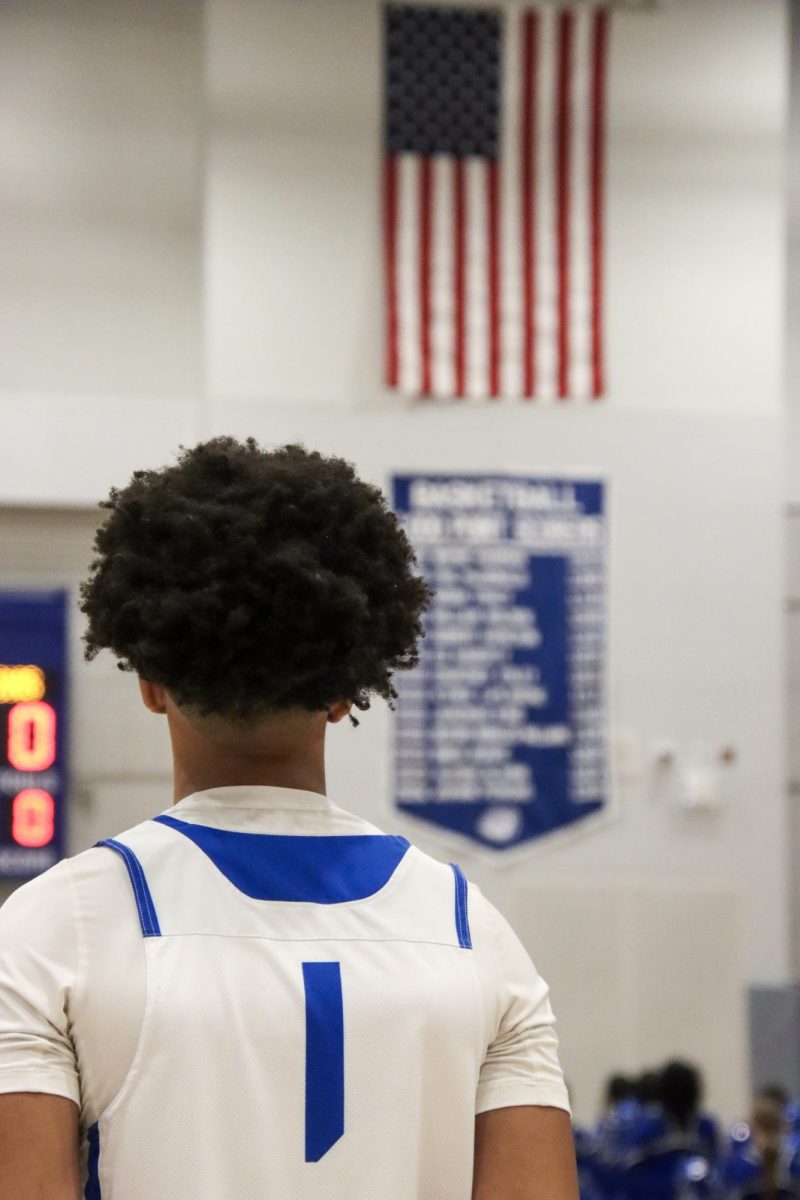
79, 437, 432, 722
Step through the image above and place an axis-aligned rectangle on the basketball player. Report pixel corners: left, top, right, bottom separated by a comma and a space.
0, 438, 578, 1199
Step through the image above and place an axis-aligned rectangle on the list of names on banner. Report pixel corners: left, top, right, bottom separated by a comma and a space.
391, 475, 607, 850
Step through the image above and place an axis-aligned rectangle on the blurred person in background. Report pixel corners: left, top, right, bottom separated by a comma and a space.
590, 1069, 667, 1200
593, 1074, 639, 1155
589, 1062, 718, 1200
719, 1095, 800, 1200
606, 1076, 637, 1114
660, 1060, 721, 1165
757, 1086, 791, 1115
637, 1071, 664, 1109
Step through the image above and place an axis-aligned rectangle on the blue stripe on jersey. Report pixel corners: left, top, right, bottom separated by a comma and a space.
153, 815, 411, 903
84, 1121, 101, 1199
96, 839, 161, 937
302, 962, 345, 1162
449, 863, 472, 949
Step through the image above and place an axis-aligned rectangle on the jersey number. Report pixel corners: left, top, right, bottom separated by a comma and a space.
302, 961, 344, 1162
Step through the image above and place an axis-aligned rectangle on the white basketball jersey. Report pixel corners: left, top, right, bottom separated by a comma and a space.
84, 812, 484, 1199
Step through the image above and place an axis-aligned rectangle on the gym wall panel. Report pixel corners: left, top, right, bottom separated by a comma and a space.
205, 0, 382, 408
606, 0, 785, 414
499, 883, 747, 1126
629, 887, 747, 1121
786, 508, 800, 978
505, 886, 633, 1127
749, 985, 800, 1100
0, 0, 202, 398
0, 391, 196, 507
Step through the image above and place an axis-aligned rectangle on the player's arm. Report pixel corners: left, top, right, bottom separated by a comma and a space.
473, 1104, 579, 1200
0, 866, 83, 1200
0, 1093, 80, 1200
470, 885, 578, 1199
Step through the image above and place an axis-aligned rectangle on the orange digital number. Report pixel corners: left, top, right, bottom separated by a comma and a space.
12, 789, 55, 848
7, 701, 57, 771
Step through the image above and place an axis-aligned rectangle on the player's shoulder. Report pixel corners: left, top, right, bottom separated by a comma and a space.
393, 835, 486, 898
0, 853, 75, 924
0, 839, 128, 946
400, 837, 468, 883
8, 814, 165, 911
387, 837, 504, 945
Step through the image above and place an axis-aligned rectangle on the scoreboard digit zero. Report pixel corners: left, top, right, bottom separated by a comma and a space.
0, 591, 67, 879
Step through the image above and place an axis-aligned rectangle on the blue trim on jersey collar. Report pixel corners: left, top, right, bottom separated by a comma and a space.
153, 814, 411, 903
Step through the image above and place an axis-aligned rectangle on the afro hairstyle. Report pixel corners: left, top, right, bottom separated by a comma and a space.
79, 436, 432, 723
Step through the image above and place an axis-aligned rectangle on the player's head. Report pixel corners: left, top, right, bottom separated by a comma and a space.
605, 1073, 635, 1110
756, 1082, 790, 1113
79, 437, 432, 732
635, 1070, 662, 1108
750, 1096, 785, 1194
660, 1060, 702, 1128
751, 1096, 785, 1144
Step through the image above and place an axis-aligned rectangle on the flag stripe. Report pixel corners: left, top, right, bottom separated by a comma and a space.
555, 10, 573, 400
487, 160, 501, 398
454, 158, 467, 398
419, 155, 434, 397
521, 10, 538, 398
535, 6, 557, 400
501, 3, 523, 400
568, 8, 592, 400
397, 155, 421, 395
590, 7, 609, 399
466, 156, 487, 399
432, 156, 455, 398
384, 156, 400, 389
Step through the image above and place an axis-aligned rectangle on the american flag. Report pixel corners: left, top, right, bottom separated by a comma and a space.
383, 2, 610, 401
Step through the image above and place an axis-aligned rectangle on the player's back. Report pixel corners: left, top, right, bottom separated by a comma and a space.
84, 794, 486, 1199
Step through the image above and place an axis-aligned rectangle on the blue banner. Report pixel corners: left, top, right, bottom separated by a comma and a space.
392, 475, 607, 851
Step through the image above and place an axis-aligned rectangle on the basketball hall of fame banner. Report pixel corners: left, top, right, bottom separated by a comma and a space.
392, 474, 607, 852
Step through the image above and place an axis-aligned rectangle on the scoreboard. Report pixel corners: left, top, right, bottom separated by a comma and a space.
0, 591, 67, 879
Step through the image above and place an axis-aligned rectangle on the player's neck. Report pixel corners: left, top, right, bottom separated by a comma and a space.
162, 696, 331, 803
170, 751, 327, 804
